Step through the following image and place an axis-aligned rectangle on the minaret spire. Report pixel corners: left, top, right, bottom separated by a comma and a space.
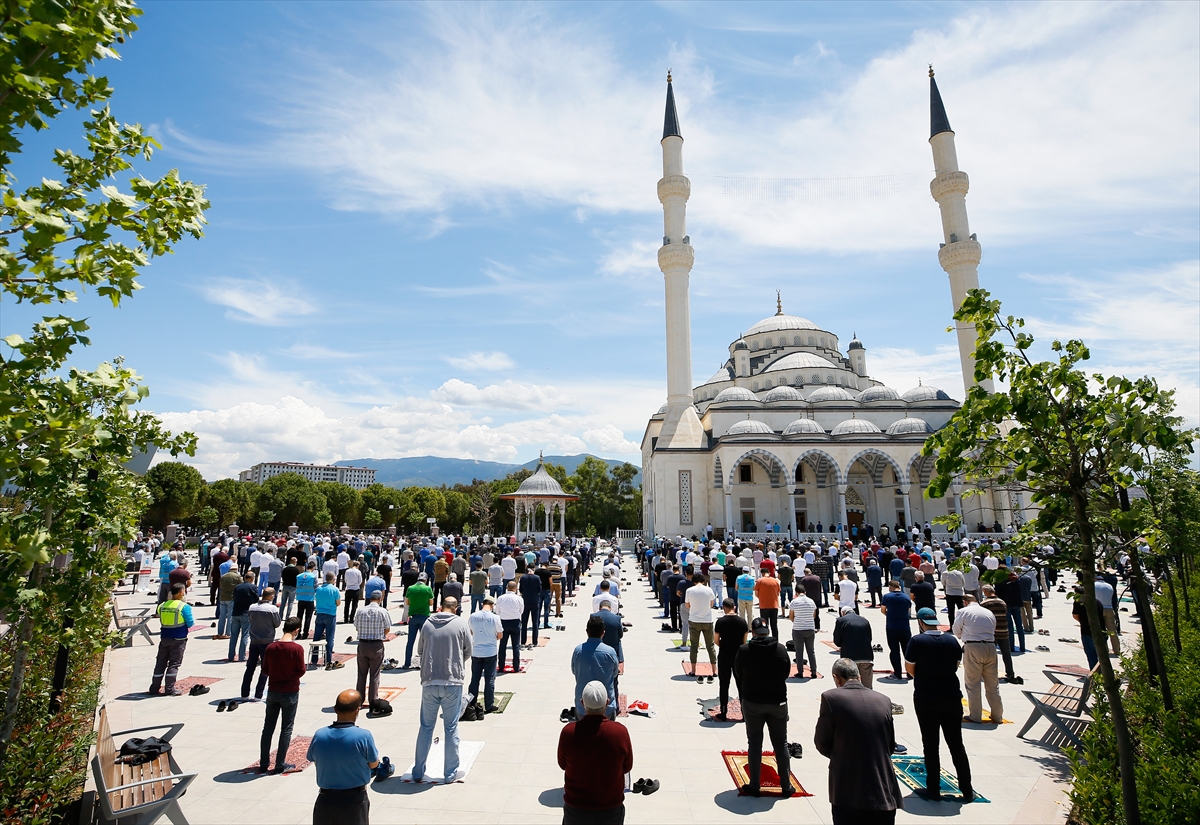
655, 73, 704, 449
776, 290, 783, 315
927, 68, 994, 394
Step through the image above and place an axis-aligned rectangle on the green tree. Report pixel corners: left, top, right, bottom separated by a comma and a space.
193, 505, 218, 530
405, 487, 446, 531
316, 481, 361, 528
256, 474, 329, 531
362, 508, 381, 529
925, 289, 1194, 825
0, 2, 207, 798
566, 456, 616, 534
201, 478, 255, 527
143, 460, 203, 527
443, 489, 470, 533
360, 483, 412, 529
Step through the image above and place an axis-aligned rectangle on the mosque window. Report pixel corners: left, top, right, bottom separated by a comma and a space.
765, 337, 773, 347
793, 336, 801, 345
779, 376, 788, 385
764, 380, 772, 389
808, 336, 814, 345
820, 337, 827, 348
740, 464, 753, 483
750, 340, 759, 350
812, 374, 819, 383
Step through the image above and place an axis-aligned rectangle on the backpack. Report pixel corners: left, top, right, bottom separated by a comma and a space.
117, 736, 172, 766
369, 698, 393, 716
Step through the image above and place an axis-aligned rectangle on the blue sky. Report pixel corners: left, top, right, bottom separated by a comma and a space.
2, 1, 1197, 480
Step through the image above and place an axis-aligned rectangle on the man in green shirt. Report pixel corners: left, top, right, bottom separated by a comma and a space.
469, 563, 489, 614
402, 573, 435, 669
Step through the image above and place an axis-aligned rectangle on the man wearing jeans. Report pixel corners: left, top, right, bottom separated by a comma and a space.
685, 573, 717, 684
733, 618, 796, 797
402, 573, 434, 670
294, 562, 318, 640
228, 572, 258, 662
215, 565, 241, 640
467, 596, 502, 712
260, 617, 306, 773
312, 573, 344, 671
495, 581, 524, 673
412, 597, 472, 783
880, 581, 913, 680
242, 589, 281, 699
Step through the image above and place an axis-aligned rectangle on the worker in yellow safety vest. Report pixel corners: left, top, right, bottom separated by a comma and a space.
149, 583, 194, 696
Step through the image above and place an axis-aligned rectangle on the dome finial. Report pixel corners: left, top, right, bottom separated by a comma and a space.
928, 64, 934, 78
918, 377, 923, 386
667, 69, 672, 83
776, 290, 783, 316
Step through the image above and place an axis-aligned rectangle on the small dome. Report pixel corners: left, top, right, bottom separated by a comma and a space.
713, 386, 757, 404
733, 338, 749, 351
515, 463, 570, 496
747, 314, 821, 335
763, 352, 838, 373
705, 366, 733, 384
857, 385, 901, 403
831, 418, 883, 436
783, 418, 825, 435
887, 417, 933, 435
847, 336, 864, 351
763, 385, 805, 403
655, 403, 667, 415
726, 418, 775, 436
902, 384, 953, 403
807, 385, 856, 402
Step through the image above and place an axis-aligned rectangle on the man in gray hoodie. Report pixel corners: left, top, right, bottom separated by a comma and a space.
412, 596, 473, 783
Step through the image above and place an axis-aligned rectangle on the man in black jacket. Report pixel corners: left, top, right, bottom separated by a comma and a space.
832, 606, 875, 688
733, 618, 795, 797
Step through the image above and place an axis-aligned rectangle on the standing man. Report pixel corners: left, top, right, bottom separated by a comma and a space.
571, 616, 619, 720
354, 591, 391, 709
307, 690, 378, 825
294, 561, 318, 640
468, 595, 503, 713
228, 571, 258, 663
343, 561, 363, 624
148, 583, 193, 696
713, 599, 748, 720
879, 581, 912, 681
814, 658, 903, 825
980, 584, 1019, 683
787, 584, 819, 680
905, 607, 975, 803
832, 605, 874, 688
865, 559, 884, 608
469, 563, 489, 613
733, 618, 795, 797
735, 566, 756, 624
279, 556, 299, 619
910, 571, 936, 614
952, 593, 1003, 724
242, 588, 281, 700
495, 581, 524, 674
519, 564, 542, 649
685, 573, 717, 684
216, 563, 241, 640
259, 617, 306, 774
800, 566, 824, 631
943, 566, 966, 625
312, 573, 344, 671
558, 681, 634, 825
401, 573, 434, 670
837, 570, 859, 615
487, 557, 504, 599
412, 597, 472, 783
754, 568, 781, 640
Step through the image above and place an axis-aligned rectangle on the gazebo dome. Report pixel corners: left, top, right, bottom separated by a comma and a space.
726, 418, 775, 436
902, 384, 953, 402
887, 417, 933, 435
783, 418, 825, 435
762, 385, 805, 403
513, 462, 570, 497
831, 418, 883, 436
808, 385, 856, 402
857, 385, 901, 403
713, 386, 757, 404
747, 314, 820, 335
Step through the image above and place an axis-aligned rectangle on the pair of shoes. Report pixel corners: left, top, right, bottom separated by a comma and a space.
696, 675, 704, 684
189, 683, 211, 696
559, 707, 577, 723
891, 703, 905, 715
913, 788, 942, 801
326, 661, 345, 671
271, 763, 295, 775
786, 741, 803, 759
631, 778, 660, 795
374, 756, 395, 780
1036, 644, 1050, 651
892, 743, 908, 754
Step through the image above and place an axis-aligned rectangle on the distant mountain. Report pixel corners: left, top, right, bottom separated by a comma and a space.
334, 454, 640, 489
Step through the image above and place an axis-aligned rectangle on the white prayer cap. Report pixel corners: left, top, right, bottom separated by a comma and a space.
581, 681, 608, 713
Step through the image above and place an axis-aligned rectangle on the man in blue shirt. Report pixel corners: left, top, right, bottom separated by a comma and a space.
736, 568, 756, 624
364, 571, 387, 603
294, 562, 318, 640
889, 555, 906, 588
880, 580, 913, 679
865, 559, 884, 607
307, 689, 379, 825
518, 568, 542, 648
571, 616, 619, 719
313, 573, 344, 670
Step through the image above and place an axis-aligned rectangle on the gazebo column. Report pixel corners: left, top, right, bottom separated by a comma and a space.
544, 501, 550, 533
559, 504, 565, 536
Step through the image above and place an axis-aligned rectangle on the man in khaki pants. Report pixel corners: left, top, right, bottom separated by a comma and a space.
952, 593, 1003, 724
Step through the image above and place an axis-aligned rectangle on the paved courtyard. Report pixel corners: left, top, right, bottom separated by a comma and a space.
97, 553, 1129, 824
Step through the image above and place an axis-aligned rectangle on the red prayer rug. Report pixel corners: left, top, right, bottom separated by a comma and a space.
241, 735, 313, 774
498, 659, 531, 674
721, 751, 811, 797
362, 687, 406, 707
618, 693, 628, 717
684, 661, 816, 678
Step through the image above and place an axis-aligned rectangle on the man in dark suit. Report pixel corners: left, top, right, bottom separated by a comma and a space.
590, 602, 624, 692
832, 606, 875, 688
814, 657, 903, 824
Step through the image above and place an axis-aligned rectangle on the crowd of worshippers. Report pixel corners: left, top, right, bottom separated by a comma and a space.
129, 524, 1128, 825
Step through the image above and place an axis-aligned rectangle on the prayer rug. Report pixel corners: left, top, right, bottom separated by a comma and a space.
682, 661, 815, 679
1048, 663, 1092, 677
372, 687, 405, 704
961, 699, 1011, 724
702, 697, 743, 722
891, 755, 989, 802
618, 693, 628, 717
671, 639, 686, 648
536, 636, 551, 647
173, 676, 222, 693
331, 652, 356, 664
821, 640, 839, 649
384, 631, 399, 642
400, 740, 484, 783
721, 751, 810, 797
498, 659, 531, 674
489, 692, 514, 713
241, 736, 313, 775
872, 668, 894, 675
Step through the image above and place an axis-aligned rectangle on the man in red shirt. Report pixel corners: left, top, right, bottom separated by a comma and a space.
558, 680, 634, 824
259, 616, 307, 773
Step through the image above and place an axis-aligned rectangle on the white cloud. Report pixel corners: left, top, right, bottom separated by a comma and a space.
430, 379, 571, 411
201, 278, 315, 325
584, 424, 641, 455
866, 344, 965, 400
445, 351, 515, 371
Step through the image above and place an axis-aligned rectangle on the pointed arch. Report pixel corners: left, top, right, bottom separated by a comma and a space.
845, 448, 907, 487
726, 448, 793, 489
907, 452, 938, 487
793, 449, 843, 489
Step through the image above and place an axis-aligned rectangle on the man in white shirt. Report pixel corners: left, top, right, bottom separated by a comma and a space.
684, 573, 717, 683
592, 580, 619, 614
837, 571, 859, 614
951, 593, 1002, 724
336, 548, 351, 587
943, 568, 966, 625
257, 550, 273, 595
343, 562, 364, 623
787, 589, 818, 677
961, 560, 981, 601
983, 553, 1000, 571
708, 561, 724, 606
500, 553, 517, 588
495, 581, 525, 674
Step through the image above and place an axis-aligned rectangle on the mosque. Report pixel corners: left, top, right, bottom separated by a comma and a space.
640, 70, 1021, 542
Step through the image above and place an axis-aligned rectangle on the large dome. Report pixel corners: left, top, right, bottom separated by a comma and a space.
831, 418, 883, 436
763, 352, 838, 373
902, 384, 953, 403
857, 385, 901, 403
514, 463, 569, 496
705, 366, 733, 384
747, 314, 821, 335
887, 417, 933, 435
713, 386, 757, 404
762, 385, 805, 403
726, 419, 775, 436
783, 418, 825, 435
807, 385, 856, 403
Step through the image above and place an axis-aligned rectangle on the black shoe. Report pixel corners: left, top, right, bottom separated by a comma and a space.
271, 763, 295, 775
913, 788, 942, 801
713, 712, 728, 721
217, 700, 228, 712
641, 779, 660, 795
741, 786, 761, 797
706, 675, 714, 684
632, 778, 648, 793
960, 789, 976, 803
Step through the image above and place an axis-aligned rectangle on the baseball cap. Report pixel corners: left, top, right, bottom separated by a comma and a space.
916, 607, 938, 624
482, 595, 495, 605
751, 618, 771, 636
418, 572, 428, 581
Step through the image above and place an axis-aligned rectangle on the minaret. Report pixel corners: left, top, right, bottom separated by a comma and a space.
928, 67, 994, 394
656, 72, 705, 448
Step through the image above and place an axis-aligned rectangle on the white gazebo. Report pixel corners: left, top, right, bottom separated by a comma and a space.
499, 455, 579, 540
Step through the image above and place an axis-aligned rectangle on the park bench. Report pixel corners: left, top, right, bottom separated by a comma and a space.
112, 600, 155, 647
91, 705, 195, 824
1016, 665, 1098, 751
